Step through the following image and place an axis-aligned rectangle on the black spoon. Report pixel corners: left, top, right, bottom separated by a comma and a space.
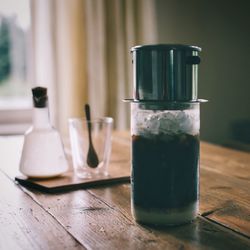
85, 104, 99, 168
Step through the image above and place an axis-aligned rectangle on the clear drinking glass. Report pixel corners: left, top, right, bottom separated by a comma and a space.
68, 117, 113, 178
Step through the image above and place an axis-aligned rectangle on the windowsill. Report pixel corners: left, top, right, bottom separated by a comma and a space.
0, 108, 32, 135
0, 123, 31, 135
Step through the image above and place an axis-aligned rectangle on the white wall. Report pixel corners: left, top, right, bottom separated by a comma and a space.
155, 0, 250, 145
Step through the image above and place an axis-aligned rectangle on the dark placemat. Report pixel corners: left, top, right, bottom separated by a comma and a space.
15, 170, 130, 193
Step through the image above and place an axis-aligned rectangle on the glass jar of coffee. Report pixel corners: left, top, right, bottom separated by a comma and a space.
131, 102, 200, 225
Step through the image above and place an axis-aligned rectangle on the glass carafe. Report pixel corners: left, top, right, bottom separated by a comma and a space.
19, 87, 69, 178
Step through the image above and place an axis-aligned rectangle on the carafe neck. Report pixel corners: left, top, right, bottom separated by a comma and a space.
32, 107, 51, 129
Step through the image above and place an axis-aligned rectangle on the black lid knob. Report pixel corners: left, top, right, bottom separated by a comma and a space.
32, 87, 48, 108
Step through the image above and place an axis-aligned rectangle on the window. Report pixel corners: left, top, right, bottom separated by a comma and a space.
0, 0, 32, 134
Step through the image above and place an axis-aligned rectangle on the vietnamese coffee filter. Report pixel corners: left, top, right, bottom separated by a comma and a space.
131, 44, 201, 102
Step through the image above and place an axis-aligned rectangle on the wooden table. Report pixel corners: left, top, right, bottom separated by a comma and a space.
0, 131, 250, 249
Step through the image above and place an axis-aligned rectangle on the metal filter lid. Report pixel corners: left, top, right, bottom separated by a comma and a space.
130, 44, 202, 102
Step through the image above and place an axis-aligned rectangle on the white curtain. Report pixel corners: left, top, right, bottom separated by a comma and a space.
31, 0, 158, 135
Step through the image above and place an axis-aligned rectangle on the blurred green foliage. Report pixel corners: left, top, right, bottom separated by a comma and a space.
0, 18, 11, 84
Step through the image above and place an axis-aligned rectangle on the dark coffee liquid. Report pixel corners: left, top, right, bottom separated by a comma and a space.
132, 133, 199, 210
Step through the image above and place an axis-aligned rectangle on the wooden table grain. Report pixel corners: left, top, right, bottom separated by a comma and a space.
0, 132, 249, 250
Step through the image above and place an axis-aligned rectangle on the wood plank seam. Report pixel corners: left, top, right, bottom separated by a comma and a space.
201, 208, 222, 217
200, 215, 250, 240
37, 205, 88, 249
87, 189, 133, 223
